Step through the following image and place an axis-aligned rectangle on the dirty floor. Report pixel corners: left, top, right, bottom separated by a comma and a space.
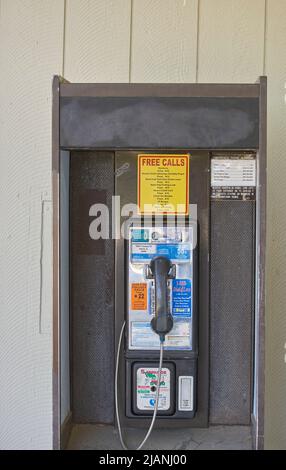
67, 424, 252, 450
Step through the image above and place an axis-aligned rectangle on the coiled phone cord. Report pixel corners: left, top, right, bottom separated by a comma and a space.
115, 321, 164, 450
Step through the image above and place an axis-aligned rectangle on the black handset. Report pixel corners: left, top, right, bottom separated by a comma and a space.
149, 256, 174, 342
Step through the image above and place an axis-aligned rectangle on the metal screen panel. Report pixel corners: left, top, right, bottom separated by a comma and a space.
210, 201, 255, 424
70, 151, 115, 424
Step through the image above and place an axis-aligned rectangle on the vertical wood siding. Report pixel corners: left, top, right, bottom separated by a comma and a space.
131, 0, 198, 82
0, 0, 65, 449
197, 0, 265, 82
64, 0, 131, 82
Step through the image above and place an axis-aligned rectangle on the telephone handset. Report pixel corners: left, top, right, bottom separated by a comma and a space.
148, 256, 174, 342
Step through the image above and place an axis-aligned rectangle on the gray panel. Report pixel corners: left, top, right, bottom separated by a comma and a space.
70, 151, 114, 424
210, 201, 255, 424
60, 97, 259, 149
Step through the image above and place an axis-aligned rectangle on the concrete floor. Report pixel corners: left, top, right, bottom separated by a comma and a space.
67, 424, 252, 450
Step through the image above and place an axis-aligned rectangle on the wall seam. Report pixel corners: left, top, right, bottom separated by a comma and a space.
39, 199, 44, 334
62, 0, 67, 77
195, 0, 200, 83
262, 0, 267, 75
128, 0, 134, 83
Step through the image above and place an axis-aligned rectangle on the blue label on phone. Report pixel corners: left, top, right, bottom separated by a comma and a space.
132, 243, 190, 261
172, 279, 192, 317
131, 229, 149, 242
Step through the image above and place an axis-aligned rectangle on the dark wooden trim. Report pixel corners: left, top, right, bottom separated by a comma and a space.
60, 82, 260, 98
255, 75, 267, 450
52, 75, 61, 450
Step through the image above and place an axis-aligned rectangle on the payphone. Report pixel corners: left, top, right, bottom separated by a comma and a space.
115, 221, 198, 449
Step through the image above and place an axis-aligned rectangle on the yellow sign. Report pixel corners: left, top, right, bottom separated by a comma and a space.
137, 154, 189, 214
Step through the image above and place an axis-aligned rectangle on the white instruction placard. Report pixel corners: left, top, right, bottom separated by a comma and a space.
131, 322, 160, 349
211, 158, 256, 187
131, 321, 191, 350
165, 321, 191, 348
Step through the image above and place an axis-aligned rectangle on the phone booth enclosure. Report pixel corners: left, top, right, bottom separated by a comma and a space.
54, 78, 266, 449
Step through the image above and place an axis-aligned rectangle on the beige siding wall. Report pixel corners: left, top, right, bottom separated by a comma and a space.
0, 0, 65, 449
198, 0, 265, 82
131, 0, 198, 82
0, 0, 285, 449
64, 0, 131, 81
